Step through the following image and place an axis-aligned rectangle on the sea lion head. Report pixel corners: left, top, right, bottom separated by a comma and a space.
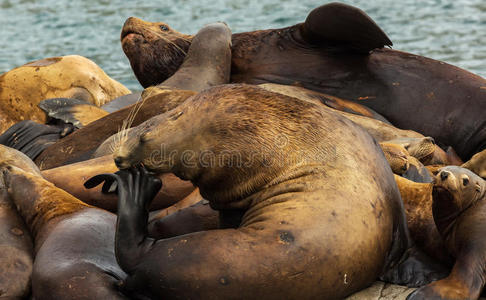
379, 142, 410, 175
386, 137, 437, 164
121, 17, 192, 88
434, 166, 485, 211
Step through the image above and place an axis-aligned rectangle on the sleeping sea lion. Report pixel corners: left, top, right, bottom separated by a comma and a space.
121, 2, 486, 160
0, 55, 130, 133
86, 84, 443, 299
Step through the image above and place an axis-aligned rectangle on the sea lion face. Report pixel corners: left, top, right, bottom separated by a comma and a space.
0, 145, 41, 177
121, 17, 192, 88
435, 166, 486, 209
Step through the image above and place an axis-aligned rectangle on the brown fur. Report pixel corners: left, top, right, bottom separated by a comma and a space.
380, 143, 410, 175
111, 84, 426, 299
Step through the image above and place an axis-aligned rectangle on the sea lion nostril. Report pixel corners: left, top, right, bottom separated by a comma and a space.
440, 171, 449, 181
114, 157, 123, 167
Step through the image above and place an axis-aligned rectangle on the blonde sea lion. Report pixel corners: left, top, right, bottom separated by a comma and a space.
0, 55, 130, 133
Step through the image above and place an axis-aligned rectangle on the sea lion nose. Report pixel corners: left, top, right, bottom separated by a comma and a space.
440, 171, 449, 181
114, 157, 124, 168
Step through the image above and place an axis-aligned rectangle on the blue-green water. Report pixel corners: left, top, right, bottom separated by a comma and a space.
1, 0, 485, 91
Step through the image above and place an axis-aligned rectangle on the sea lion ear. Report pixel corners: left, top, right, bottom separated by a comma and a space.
302, 2, 392, 54
39, 98, 109, 129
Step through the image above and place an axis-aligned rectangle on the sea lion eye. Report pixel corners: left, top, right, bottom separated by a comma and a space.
462, 177, 469, 186
160, 25, 169, 31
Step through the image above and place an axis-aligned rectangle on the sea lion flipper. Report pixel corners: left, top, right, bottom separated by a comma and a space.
84, 173, 120, 194
380, 247, 448, 287
0, 120, 63, 160
303, 2, 392, 53
39, 98, 109, 128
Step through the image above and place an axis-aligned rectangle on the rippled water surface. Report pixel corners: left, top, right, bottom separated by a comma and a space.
1, 0, 485, 91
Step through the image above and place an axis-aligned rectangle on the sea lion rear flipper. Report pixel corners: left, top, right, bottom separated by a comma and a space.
380, 247, 448, 287
39, 98, 109, 128
0, 120, 65, 161
302, 2, 392, 53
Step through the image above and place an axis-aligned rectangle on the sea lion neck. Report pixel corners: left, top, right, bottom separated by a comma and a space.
3, 168, 91, 249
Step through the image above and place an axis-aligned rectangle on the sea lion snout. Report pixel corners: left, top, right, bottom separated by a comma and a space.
440, 170, 450, 181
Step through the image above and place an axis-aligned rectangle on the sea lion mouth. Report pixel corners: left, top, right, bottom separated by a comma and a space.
121, 26, 144, 41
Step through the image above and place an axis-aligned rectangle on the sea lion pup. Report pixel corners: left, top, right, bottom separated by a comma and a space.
0, 145, 36, 299
406, 166, 486, 300
34, 22, 232, 170
0, 55, 130, 133
121, 3, 486, 160
86, 84, 443, 299
41, 155, 195, 212
1, 163, 128, 299
462, 149, 486, 179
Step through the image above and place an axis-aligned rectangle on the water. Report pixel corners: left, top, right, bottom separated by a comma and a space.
1, 0, 485, 91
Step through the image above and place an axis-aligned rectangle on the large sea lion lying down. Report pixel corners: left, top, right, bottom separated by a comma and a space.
121, 2, 486, 160
86, 84, 442, 299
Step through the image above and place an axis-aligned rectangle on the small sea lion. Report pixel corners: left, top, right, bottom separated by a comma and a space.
462, 149, 486, 179
121, 2, 486, 160
0, 145, 35, 299
34, 22, 232, 170
1, 162, 128, 299
407, 166, 486, 300
0, 55, 130, 133
86, 84, 442, 299
380, 143, 410, 175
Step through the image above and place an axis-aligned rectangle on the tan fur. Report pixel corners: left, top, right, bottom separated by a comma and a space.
0, 55, 130, 132
462, 149, 486, 178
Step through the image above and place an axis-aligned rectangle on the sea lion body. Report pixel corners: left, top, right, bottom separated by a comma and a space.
462, 149, 486, 179
0, 55, 130, 133
89, 84, 440, 298
1, 160, 128, 299
122, 3, 486, 160
0, 146, 35, 298
41, 155, 195, 212
400, 167, 486, 300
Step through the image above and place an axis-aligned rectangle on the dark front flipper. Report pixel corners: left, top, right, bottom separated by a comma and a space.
302, 2, 392, 53
39, 98, 109, 128
380, 247, 448, 288
85, 166, 162, 274
0, 120, 72, 160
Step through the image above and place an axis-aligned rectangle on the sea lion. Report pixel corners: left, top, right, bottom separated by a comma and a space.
121, 2, 486, 160
34, 22, 232, 170
1, 162, 128, 299
462, 149, 486, 179
0, 145, 35, 299
406, 166, 486, 300
41, 154, 195, 212
380, 143, 410, 175
86, 84, 442, 299
0, 55, 130, 133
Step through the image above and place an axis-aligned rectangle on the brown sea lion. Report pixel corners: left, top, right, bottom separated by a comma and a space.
34, 22, 232, 170
86, 84, 443, 299
0, 55, 130, 133
406, 166, 486, 300
41, 155, 195, 212
462, 149, 486, 179
1, 163, 128, 299
0, 145, 35, 299
121, 2, 486, 160
380, 143, 410, 175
